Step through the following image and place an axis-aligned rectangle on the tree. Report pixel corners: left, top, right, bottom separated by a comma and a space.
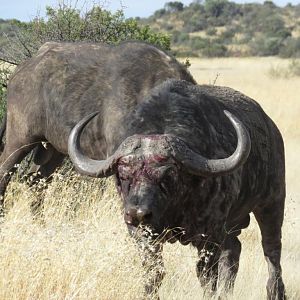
204, 0, 228, 18
164, 2, 184, 13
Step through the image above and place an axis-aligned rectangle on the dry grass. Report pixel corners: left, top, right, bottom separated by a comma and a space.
0, 57, 299, 299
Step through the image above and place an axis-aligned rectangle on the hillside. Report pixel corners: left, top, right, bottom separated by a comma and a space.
1, 1, 300, 59
140, 0, 300, 57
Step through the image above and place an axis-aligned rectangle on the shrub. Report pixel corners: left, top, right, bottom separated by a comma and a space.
262, 15, 291, 38
280, 37, 300, 58
220, 26, 236, 42
190, 37, 209, 50
250, 36, 284, 56
183, 16, 208, 32
204, 0, 228, 18
206, 27, 217, 36
172, 31, 190, 44
201, 41, 227, 57
188, 36, 227, 57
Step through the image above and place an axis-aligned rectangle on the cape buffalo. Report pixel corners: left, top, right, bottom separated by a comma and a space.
69, 80, 286, 300
1, 42, 285, 299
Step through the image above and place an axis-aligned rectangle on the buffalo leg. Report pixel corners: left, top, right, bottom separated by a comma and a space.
195, 241, 220, 292
130, 228, 165, 299
218, 233, 242, 292
254, 203, 286, 300
29, 143, 65, 182
28, 144, 65, 215
0, 140, 36, 211
141, 242, 164, 299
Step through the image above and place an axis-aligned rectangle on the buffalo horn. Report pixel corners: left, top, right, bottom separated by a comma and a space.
170, 110, 251, 177
68, 112, 118, 177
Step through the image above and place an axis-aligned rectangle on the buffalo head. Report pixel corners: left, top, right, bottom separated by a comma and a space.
68, 111, 251, 233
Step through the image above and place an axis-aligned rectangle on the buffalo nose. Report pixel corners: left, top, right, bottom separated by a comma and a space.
136, 207, 152, 221
125, 207, 152, 225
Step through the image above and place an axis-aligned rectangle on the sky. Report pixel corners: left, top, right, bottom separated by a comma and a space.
0, 0, 299, 21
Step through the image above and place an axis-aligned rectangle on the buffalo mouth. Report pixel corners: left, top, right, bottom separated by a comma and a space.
126, 223, 160, 240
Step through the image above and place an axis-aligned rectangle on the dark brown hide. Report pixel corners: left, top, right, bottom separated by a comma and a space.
69, 79, 286, 299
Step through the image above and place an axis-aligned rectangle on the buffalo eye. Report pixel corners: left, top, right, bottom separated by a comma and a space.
157, 165, 178, 196
118, 165, 132, 180
161, 165, 178, 181
120, 179, 131, 195
117, 168, 132, 194
156, 165, 177, 179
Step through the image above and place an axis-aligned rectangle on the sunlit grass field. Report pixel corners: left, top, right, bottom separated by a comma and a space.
0, 57, 299, 299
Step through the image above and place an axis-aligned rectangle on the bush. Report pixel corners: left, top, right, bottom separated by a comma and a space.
262, 15, 291, 38
250, 36, 284, 56
206, 27, 217, 36
204, 0, 228, 18
220, 26, 236, 41
184, 22, 203, 33
201, 41, 227, 57
280, 37, 300, 58
190, 37, 209, 50
183, 16, 208, 32
188, 36, 227, 57
172, 31, 190, 44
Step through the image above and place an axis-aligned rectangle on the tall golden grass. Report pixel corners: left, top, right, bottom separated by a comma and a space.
0, 57, 299, 299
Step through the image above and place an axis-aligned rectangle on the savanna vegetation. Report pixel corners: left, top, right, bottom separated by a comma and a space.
140, 0, 300, 58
